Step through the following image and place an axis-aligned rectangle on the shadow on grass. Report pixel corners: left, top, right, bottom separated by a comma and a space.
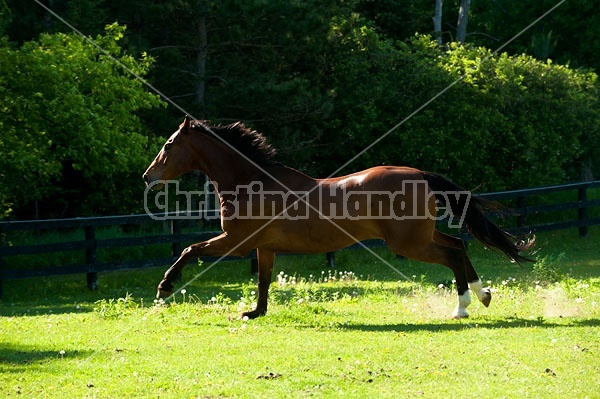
0, 342, 93, 372
338, 317, 600, 333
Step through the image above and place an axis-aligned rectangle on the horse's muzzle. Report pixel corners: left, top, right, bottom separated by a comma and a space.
142, 174, 165, 190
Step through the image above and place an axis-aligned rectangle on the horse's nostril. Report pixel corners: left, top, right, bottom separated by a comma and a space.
143, 174, 149, 184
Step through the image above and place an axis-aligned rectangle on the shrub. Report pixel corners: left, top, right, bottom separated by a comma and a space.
315, 31, 599, 190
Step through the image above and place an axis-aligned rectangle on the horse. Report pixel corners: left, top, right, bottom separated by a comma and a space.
143, 116, 534, 319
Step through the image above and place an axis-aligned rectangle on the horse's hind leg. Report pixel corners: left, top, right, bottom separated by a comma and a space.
433, 231, 492, 309
389, 231, 474, 318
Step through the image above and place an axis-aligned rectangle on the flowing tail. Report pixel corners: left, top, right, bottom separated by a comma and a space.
420, 171, 535, 263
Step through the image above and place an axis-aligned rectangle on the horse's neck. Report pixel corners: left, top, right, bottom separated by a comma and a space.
189, 135, 315, 192
189, 140, 252, 190
211, 164, 316, 199
202, 164, 258, 193
267, 164, 316, 190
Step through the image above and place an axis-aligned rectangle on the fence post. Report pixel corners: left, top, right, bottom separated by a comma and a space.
326, 252, 335, 268
85, 225, 98, 290
169, 219, 183, 281
516, 196, 526, 228
171, 219, 182, 257
578, 186, 588, 237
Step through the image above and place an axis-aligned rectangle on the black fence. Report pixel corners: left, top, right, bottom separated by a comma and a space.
1, 180, 599, 296
479, 180, 600, 237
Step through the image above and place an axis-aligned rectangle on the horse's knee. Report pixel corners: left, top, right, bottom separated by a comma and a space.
181, 245, 199, 259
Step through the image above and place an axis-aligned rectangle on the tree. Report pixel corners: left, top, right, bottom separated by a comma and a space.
313, 21, 599, 189
2, 1, 598, 219
200, 0, 343, 168
433, 0, 443, 45
195, 1, 208, 116
467, 0, 600, 70
356, 0, 433, 41
455, 0, 470, 43
0, 23, 165, 217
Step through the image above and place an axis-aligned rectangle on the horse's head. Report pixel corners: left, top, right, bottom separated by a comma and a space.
143, 115, 196, 190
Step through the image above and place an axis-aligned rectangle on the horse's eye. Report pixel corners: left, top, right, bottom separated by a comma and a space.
164, 143, 172, 151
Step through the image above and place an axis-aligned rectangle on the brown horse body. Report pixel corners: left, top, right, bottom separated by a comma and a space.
143, 117, 533, 319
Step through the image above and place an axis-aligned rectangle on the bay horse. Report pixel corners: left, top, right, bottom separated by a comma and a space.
143, 116, 534, 319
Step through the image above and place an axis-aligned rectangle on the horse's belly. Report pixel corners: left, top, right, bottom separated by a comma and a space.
257, 218, 383, 254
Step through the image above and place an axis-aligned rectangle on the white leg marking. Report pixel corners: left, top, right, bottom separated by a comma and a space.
469, 279, 492, 306
452, 290, 471, 319
469, 279, 485, 301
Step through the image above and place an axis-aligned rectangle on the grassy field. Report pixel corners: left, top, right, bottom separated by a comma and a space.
1, 227, 599, 398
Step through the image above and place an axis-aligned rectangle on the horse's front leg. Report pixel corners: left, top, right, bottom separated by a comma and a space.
156, 252, 194, 298
157, 233, 234, 299
241, 249, 275, 319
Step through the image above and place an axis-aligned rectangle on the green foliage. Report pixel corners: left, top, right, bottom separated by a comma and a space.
0, 0, 10, 35
315, 29, 599, 190
356, 0, 433, 41
432, 44, 598, 189
0, 23, 165, 216
355, 0, 600, 72
203, 0, 342, 169
468, 0, 600, 70
2, 2, 599, 218
93, 292, 139, 319
533, 253, 566, 284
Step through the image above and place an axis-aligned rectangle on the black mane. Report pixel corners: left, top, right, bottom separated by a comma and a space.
191, 121, 277, 166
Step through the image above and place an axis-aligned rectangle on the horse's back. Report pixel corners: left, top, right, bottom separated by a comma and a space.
265, 165, 435, 252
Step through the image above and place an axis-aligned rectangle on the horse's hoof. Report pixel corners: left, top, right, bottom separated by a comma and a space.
241, 308, 267, 320
452, 308, 469, 319
452, 313, 469, 319
480, 289, 492, 308
157, 280, 173, 299
156, 289, 172, 299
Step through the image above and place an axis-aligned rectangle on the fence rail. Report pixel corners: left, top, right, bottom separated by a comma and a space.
479, 180, 600, 236
1, 180, 599, 297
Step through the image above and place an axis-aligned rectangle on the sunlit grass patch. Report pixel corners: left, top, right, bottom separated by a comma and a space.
1, 228, 598, 398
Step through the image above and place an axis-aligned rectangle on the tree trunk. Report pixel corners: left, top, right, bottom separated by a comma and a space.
195, 2, 208, 118
433, 0, 444, 45
456, 0, 471, 43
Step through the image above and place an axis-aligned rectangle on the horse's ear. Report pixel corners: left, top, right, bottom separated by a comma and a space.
182, 115, 192, 131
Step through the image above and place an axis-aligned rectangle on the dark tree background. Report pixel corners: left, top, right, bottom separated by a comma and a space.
1, 0, 598, 219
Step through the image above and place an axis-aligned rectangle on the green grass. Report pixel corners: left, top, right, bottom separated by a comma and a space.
1, 227, 599, 398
